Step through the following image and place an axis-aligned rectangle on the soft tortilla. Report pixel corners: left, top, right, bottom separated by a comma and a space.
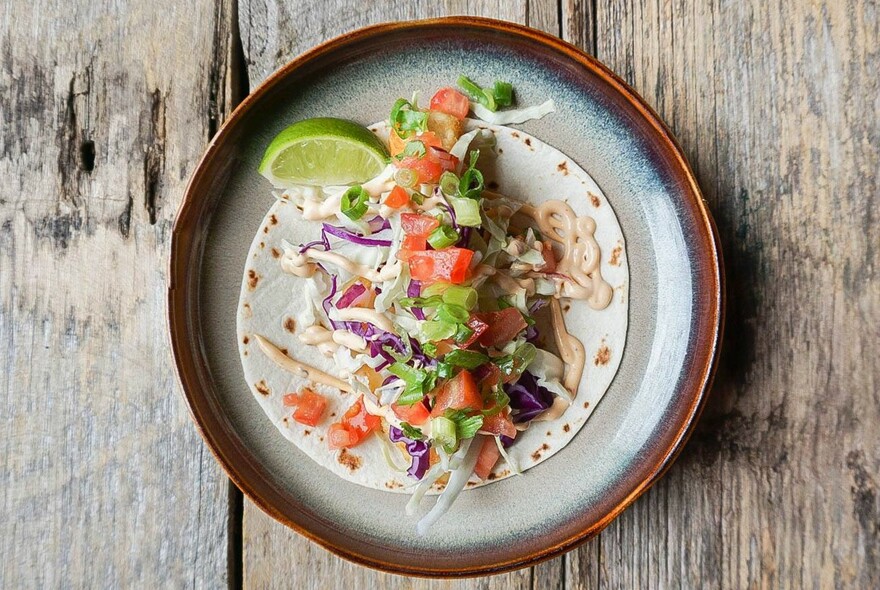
236, 120, 629, 493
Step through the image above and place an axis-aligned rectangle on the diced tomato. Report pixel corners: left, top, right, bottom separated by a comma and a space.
475, 307, 528, 348
430, 87, 470, 120
328, 395, 381, 450
385, 186, 410, 209
460, 315, 489, 348
540, 244, 557, 273
394, 147, 459, 184
392, 399, 431, 426
282, 388, 327, 427
473, 436, 501, 481
481, 411, 517, 438
396, 234, 427, 262
408, 248, 474, 284
431, 369, 482, 417
401, 213, 440, 237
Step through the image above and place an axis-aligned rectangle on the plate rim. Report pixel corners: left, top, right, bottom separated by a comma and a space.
167, 15, 725, 578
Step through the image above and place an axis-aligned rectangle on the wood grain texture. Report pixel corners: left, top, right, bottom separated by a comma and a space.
0, 0, 241, 586
561, 0, 880, 588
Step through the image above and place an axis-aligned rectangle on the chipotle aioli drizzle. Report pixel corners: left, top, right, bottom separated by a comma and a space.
519, 200, 613, 310
254, 334, 353, 392
549, 298, 586, 395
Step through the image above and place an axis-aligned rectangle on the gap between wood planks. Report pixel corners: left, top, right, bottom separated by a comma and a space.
210, 0, 248, 587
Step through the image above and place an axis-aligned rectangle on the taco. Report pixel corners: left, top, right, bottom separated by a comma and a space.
236, 84, 628, 533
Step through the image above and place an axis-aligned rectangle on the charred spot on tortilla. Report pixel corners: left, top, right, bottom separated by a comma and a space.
557, 161, 569, 174
247, 269, 260, 291
280, 347, 288, 356
242, 335, 250, 345
583, 402, 590, 409
269, 214, 278, 226
271, 247, 281, 259
524, 138, 532, 148
563, 424, 571, 432
498, 147, 503, 154
259, 241, 265, 249
594, 344, 611, 366
511, 131, 520, 138
466, 481, 478, 488
262, 225, 269, 234
242, 302, 252, 318
487, 180, 499, 190
303, 429, 311, 436
563, 303, 571, 312
385, 481, 403, 489
531, 442, 551, 461
255, 380, 270, 396
610, 243, 623, 266
589, 192, 601, 207
337, 449, 362, 471
283, 317, 296, 333
282, 417, 288, 424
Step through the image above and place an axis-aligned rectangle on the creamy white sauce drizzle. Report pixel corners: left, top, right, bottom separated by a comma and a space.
549, 299, 586, 395
254, 334, 353, 392
519, 200, 613, 310
332, 307, 396, 334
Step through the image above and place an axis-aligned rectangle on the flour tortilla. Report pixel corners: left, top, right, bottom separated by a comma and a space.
236, 119, 628, 493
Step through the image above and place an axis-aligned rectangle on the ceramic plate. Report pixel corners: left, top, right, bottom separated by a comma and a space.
168, 17, 723, 576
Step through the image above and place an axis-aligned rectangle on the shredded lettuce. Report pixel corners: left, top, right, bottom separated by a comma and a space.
470, 99, 556, 125
526, 348, 571, 401
416, 438, 482, 534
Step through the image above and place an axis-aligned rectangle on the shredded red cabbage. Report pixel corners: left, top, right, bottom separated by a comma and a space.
322, 223, 392, 247
389, 426, 430, 479
337, 283, 367, 309
407, 280, 426, 320
504, 371, 554, 423
525, 324, 540, 342
366, 215, 391, 232
499, 434, 515, 448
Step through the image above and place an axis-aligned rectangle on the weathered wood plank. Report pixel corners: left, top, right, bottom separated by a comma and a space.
561, 0, 880, 587
0, 0, 241, 586
237, 2, 568, 588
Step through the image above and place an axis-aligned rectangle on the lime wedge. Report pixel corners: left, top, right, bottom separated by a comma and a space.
258, 118, 389, 187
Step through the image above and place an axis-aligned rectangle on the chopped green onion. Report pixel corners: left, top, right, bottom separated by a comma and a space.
393, 167, 418, 188
496, 296, 513, 310
439, 171, 459, 196
457, 76, 496, 111
449, 196, 482, 226
390, 98, 428, 136
445, 409, 484, 439
441, 286, 478, 310
341, 186, 369, 220
423, 320, 456, 341
400, 422, 425, 440
427, 225, 460, 249
492, 81, 514, 108
457, 150, 484, 200
399, 295, 443, 309
453, 323, 475, 344
437, 303, 469, 325
410, 191, 426, 205
431, 416, 458, 452
437, 361, 455, 379
398, 140, 426, 159
422, 282, 452, 298
443, 349, 490, 370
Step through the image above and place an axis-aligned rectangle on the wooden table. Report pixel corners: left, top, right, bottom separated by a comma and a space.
2, 0, 877, 587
